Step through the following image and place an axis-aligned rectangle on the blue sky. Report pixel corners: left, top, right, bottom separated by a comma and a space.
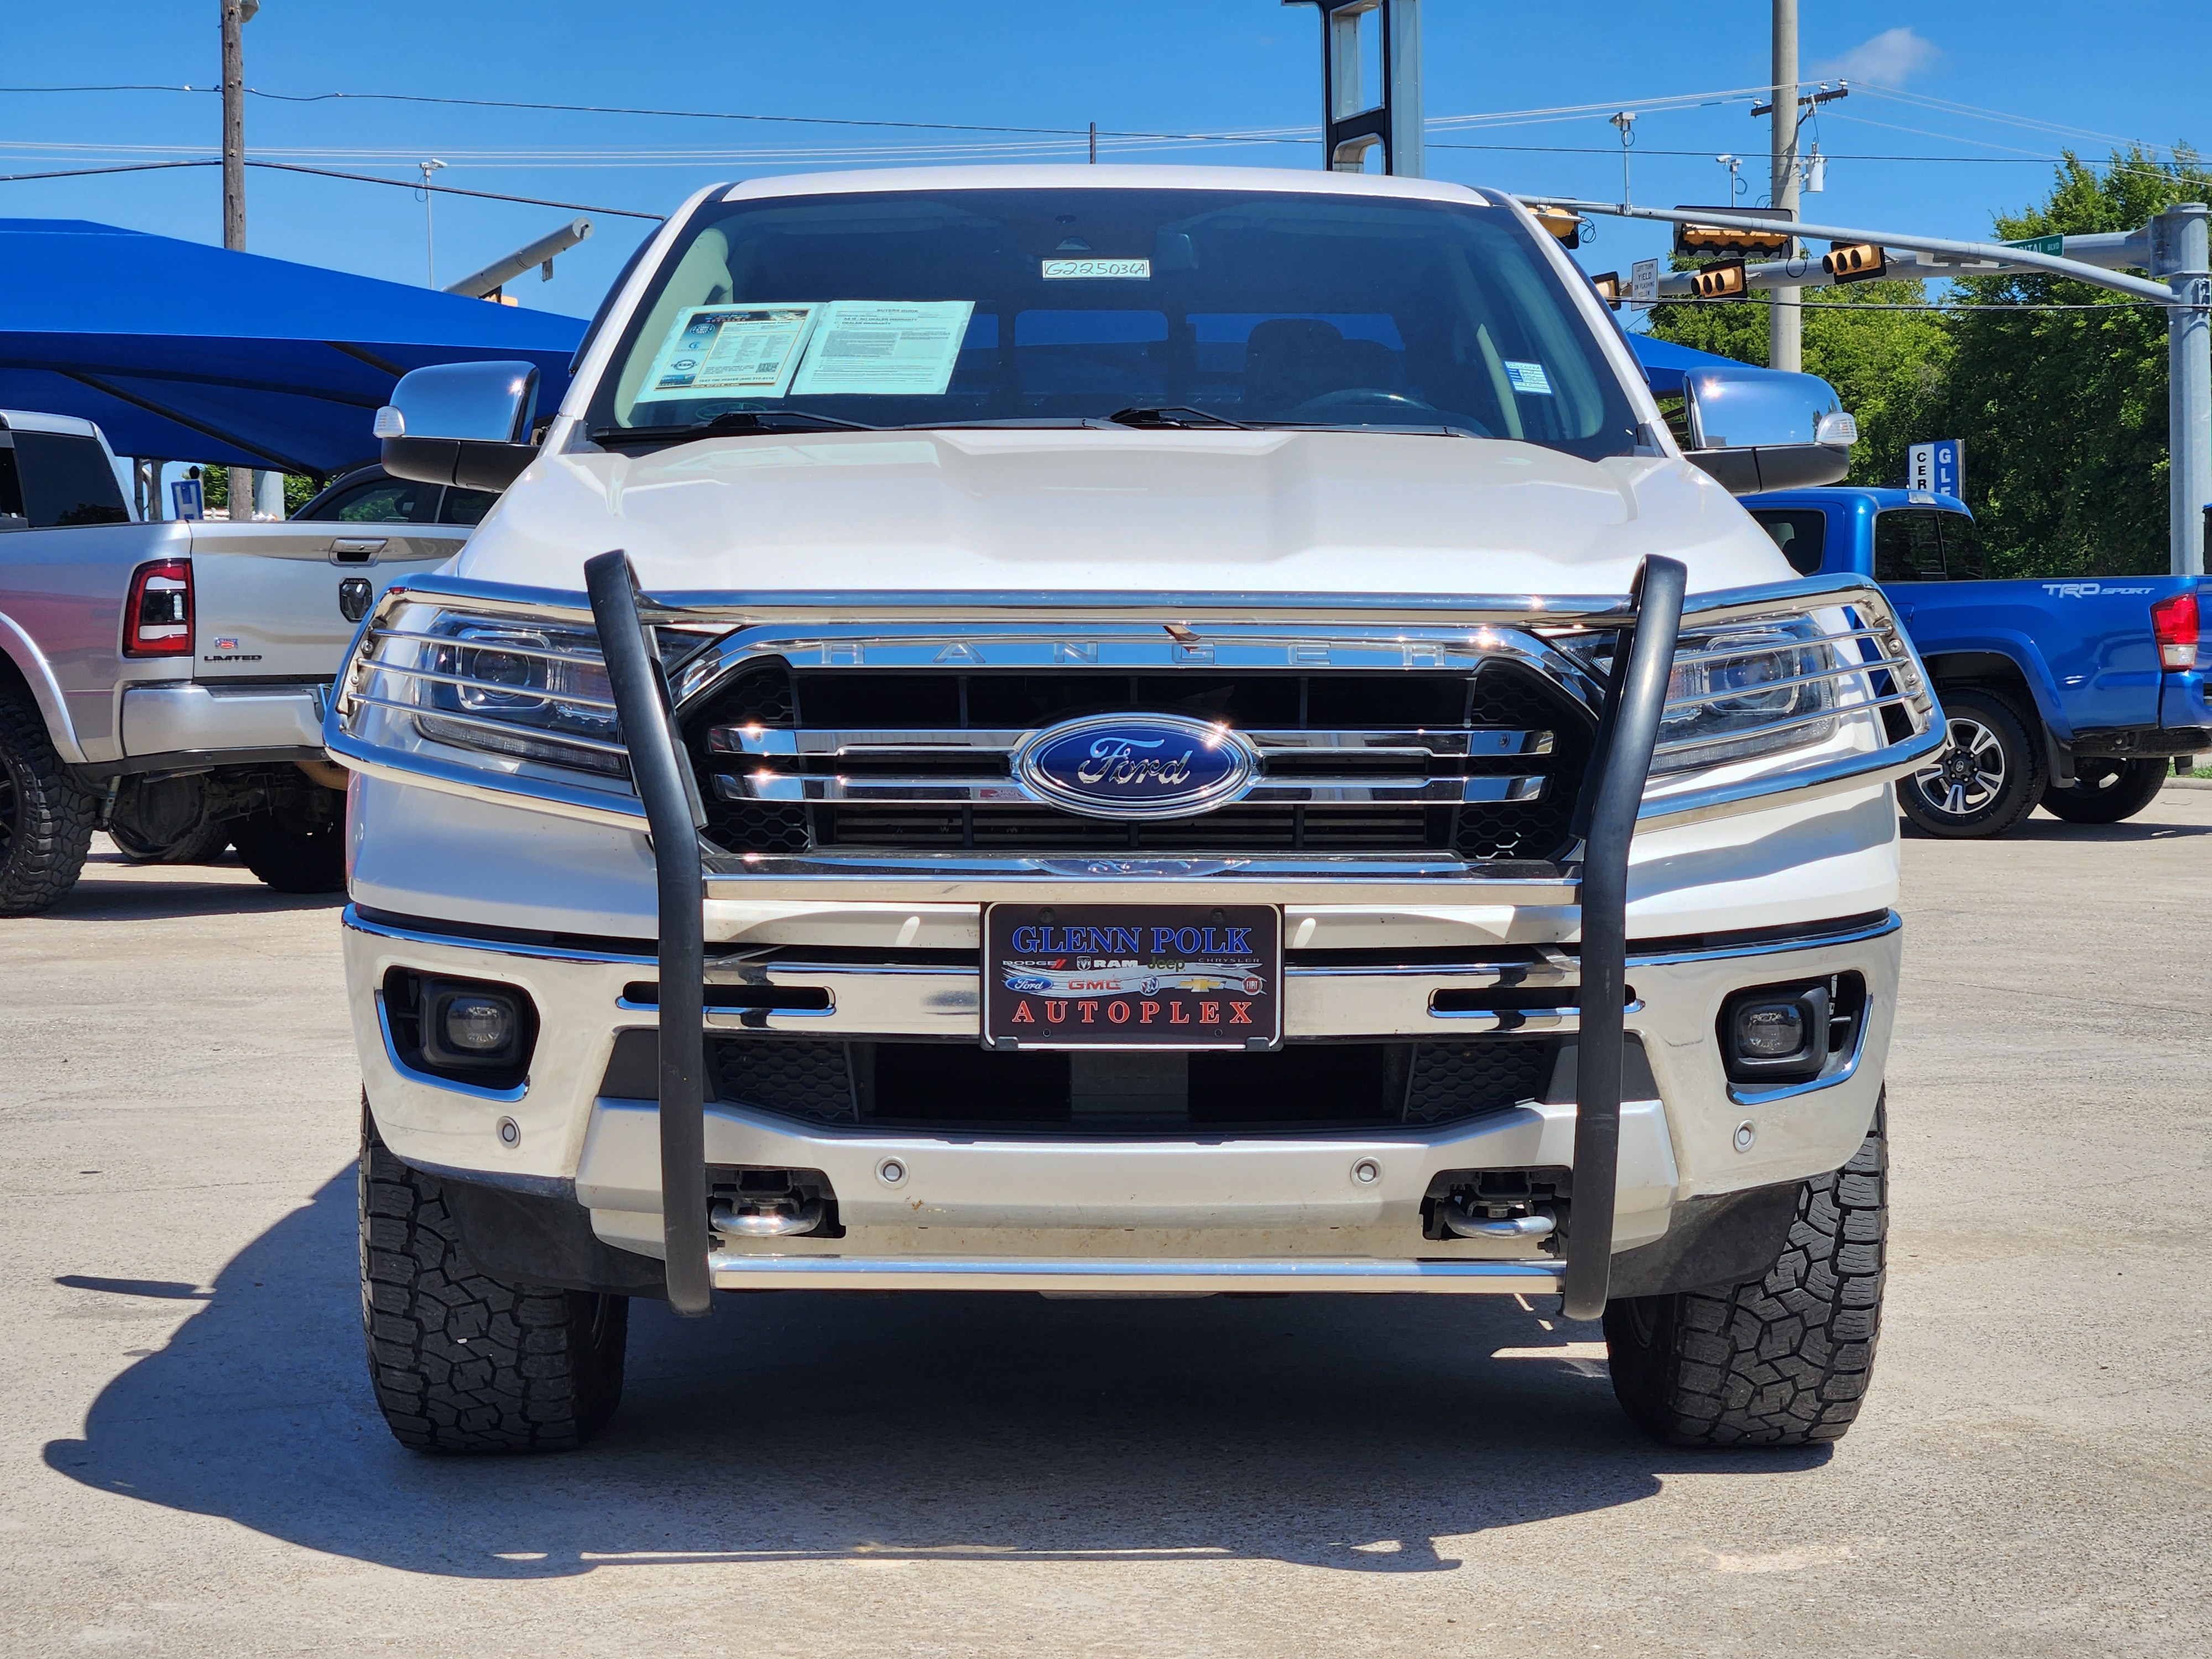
5, 1, 2206, 322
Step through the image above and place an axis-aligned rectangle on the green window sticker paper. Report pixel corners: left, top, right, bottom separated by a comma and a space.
634, 304, 819, 403
787, 301, 977, 398
1041, 258, 1152, 280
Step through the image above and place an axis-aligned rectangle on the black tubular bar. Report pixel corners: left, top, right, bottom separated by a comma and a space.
584, 550, 714, 1318
1563, 555, 1687, 1322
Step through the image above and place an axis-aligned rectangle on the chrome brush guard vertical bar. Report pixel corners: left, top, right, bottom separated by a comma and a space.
583, 551, 714, 1318
1563, 555, 1687, 1322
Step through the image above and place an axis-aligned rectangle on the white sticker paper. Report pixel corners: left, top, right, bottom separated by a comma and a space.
787, 300, 976, 398
634, 304, 819, 403
1041, 258, 1151, 280
1504, 361, 1554, 396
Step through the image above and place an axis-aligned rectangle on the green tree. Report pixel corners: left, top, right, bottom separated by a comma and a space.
1937, 147, 2211, 578
1639, 147, 2208, 579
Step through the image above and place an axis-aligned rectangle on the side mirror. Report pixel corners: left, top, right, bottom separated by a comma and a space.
1680, 366, 1857, 494
374, 360, 541, 493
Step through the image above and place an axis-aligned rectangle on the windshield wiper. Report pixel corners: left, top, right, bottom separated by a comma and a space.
591, 409, 880, 450
1106, 405, 1252, 430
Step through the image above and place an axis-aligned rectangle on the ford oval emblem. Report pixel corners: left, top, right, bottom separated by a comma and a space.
1014, 713, 1256, 820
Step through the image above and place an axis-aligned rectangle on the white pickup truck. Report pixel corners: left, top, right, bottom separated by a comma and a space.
330, 165, 1940, 1455
0, 410, 469, 912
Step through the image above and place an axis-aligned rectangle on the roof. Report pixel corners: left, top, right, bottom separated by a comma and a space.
1752, 486, 1971, 514
0, 408, 102, 438
0, 218, 588, 475
1624, 333, 1748, 395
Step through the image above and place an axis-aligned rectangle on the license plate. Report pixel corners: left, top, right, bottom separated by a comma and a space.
983, 904, 1282, 1051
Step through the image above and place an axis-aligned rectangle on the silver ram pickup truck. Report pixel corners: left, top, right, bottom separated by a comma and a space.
0, 410, 469, 912
330, 165, 1941, 1456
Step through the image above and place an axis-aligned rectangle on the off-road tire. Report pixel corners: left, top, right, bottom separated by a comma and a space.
1603, 1098, 1887, 1447
0, 687, 96, 916
230, 786, 345, 893
359, 1104, 629, 1454
2039, 756, 2167, 824
1896, 688, 2044, 839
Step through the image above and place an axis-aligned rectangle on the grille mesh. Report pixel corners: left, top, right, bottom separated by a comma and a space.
707, 1037, 857, 1123
1404, 1039, 1557, 1124
683, 659, 1591, 863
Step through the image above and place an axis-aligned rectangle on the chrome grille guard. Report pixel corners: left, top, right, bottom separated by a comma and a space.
326, 567, 1944, 853
329, 558, 1939, 1319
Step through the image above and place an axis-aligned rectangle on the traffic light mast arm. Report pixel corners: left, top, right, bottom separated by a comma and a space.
1521, 199, 2178, 304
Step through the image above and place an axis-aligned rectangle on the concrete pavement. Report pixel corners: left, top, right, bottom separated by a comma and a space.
1, 808, 2207, 1656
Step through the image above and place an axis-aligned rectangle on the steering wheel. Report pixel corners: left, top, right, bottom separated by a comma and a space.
1285, 388, 1441, 418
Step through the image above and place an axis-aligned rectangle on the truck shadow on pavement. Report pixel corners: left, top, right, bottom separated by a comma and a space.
44, 1168, 1829, 1580
30, 854, 344, 923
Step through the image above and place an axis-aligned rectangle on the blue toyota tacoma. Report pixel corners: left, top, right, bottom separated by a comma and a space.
1747, 488, 2210, 836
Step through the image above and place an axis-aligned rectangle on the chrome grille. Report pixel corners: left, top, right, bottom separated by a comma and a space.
682, 660, 1596, 863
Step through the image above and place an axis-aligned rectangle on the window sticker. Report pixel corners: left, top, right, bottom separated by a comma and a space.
1041, 258, 1151, 280
634, 304, 819, 403
787, 300, 977, 398
1504, 361, 1554, 396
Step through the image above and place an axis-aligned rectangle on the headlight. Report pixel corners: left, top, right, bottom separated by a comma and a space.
413, 618, 627, 776
1651, 620, 1842, 775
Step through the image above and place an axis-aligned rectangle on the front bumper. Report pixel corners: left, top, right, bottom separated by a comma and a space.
346, 905, 1897, 1294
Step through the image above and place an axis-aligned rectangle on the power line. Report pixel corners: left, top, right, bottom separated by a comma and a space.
0, 155, 662, 218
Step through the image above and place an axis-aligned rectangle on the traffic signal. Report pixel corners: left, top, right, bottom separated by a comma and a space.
1690, 260, 1749, 300
1591, 272, 1623, 309
1822, 242, 1887, 283
1673, 205, 1794, 258
1530, 205, 1582, 248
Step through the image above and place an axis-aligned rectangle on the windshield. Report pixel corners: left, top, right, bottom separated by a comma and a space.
584, 186, 1644, 460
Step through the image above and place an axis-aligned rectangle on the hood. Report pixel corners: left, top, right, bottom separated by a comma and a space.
457, 427, 1797, 601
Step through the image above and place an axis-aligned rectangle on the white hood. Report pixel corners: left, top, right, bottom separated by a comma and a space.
457, 427, 1797, 600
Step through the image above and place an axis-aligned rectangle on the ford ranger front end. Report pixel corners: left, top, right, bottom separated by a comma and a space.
331, 167, 1940, 1454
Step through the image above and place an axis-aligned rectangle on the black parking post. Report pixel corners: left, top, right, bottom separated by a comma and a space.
1562, 555, 1686, 1322
585, 550, 714, 1318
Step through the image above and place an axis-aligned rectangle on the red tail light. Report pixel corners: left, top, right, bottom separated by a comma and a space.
123, 558, 193, 657
2152, 591, 2199, 671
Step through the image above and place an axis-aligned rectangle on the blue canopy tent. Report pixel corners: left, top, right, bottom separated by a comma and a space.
1626, 332, 1746, 395
0, 219, 587, 478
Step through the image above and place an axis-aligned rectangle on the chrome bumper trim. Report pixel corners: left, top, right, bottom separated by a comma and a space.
703, 1255, 1563, 1293
121, 679, 328, 759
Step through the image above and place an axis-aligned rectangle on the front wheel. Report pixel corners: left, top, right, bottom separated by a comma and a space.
2039, 757, 2167, 823
1603, 1099, 1887, 1447
360, 1105, 629, 1453
229, 784, 345, 893
1897, 688, 2045, 838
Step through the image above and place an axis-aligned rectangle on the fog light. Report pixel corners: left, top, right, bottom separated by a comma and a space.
445, 995, 515, 1053
1719, 981, 1832, 1085
412, 975, 534, 1076
1735, 1000, 1806, 1060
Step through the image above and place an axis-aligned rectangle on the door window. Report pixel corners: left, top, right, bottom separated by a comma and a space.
437, 487, 499, 525
11, 432, 131, 527
1750, 509, 1827, 576
302, 477, 432, 523
1936, 512, 1990, 580
1874, 509, 1946, 582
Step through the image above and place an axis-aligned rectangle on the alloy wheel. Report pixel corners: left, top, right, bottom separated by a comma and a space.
1911, 716, 2006, 819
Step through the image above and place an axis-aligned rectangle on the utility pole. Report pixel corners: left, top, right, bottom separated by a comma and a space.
1768, 0, 1801, 373
2158, 204, 2210, 575
220, 0, 258, 516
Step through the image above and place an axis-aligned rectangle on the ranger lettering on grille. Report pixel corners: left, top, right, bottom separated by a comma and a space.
327, 164, 1943, 1458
